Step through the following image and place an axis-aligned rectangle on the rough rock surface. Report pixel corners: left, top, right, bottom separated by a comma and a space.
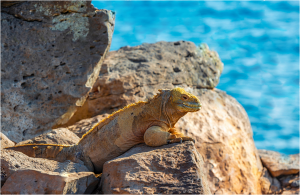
259, 150, 299, 177
260, 167, 282, 194
174, 88, 263, 194
280, 174, 300, 188
100, 142, 211, 194
63, 41, 223, 126
1, 1, 115, 142
0, 132, 15, 149
70, 88, 263, 194
67, 114, 108, 138
1, 170, 98, 194
57, 41, 262, 194
280, 174, 300, 194
1, 149, 90, 186
16, 128, 80, 146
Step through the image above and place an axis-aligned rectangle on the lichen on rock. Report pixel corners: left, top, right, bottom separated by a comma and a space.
50, 13, 89, 42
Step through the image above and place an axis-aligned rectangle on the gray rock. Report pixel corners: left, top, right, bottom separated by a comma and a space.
259, 150, 299, 177
100, 141, 211, 194
259, 167, 282, 194
1, 149, 90, 186
65, 41, 224, 125
16, 128, 80, 146
279, 174, 299, 188
66, 114, 108, 138
1, 1, 115, 142
1, 170, 98, 194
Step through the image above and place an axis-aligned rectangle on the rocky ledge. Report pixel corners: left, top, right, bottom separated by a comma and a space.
1, 1, 299, 194
2, 40, 299, 194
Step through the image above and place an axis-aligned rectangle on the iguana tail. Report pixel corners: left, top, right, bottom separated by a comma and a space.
4, 144, 94, 172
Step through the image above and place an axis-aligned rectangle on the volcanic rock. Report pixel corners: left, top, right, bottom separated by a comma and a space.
1, 1, 115, 142
60, 40, 263, 194
280, 174, 300, 188
280, 174, 300, 194
259, 150, 299, 177
260, 167, 282, 194
100, 141, 211, 194
63, 41, 223, 126
1, 170, 98, 194
0, 132, 15, 149
1, 149, 90, 186
174, 88, 263, 194
16, 128, 80, 146
67, 114, 108, 138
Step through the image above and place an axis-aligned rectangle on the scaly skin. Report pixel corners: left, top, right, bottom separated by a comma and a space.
6, 87, 201, 173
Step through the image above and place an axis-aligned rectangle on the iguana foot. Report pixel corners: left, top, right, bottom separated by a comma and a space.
167, 137, 182, 144
167, 137, 195, 144
182, 137, 196, 143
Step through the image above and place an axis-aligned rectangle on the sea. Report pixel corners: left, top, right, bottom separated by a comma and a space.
92, 1, 299, 155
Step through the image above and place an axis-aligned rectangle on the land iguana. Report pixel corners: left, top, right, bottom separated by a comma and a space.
6, 87, 201, 173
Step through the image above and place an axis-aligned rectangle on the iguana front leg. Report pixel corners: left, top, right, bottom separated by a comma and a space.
144, 126, 189, 147
168, 128, 195, 143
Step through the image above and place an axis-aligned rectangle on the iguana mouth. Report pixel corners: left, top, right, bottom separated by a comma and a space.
181, 102, 201, 110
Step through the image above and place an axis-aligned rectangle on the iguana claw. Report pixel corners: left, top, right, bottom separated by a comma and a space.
167, 138, 183, 144
181, 137, 196, 143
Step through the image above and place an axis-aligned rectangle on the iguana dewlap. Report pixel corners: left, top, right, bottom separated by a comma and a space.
6, 88, 201, 173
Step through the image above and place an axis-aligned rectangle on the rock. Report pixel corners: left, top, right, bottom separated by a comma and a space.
67, 114, 108, 138
101, 142, 211, 194
281, 187, 300, 195
259, 150, 299, 177
1, 149, 90, 186
1, 170, 98, 194
16, 128, 80, 146
173, 88, 263, 194
279, 174, 300, 188
0, 132, 15, 149
260, 167, 282, 194
63, 41, 223, 126
260, 167, 272, 194
66, 87, 263, 194
1, 1, 22, 8
62, 41, 262, 193
279, 174, 299, 194
1, 1, 115, 142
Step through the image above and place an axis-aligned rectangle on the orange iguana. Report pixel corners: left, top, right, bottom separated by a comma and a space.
6, 87, 201, 173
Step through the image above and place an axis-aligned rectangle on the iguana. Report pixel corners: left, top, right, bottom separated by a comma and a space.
6, 87, 201, 173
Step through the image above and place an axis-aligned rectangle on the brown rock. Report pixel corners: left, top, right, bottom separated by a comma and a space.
1, 149, 89, 186
1, 170, 98, 194
260, 167, 282, 194
0, 132, 15, 149
16, 128, 80, 146
62, 41, 262, 194
281, 187, 300, 195
64, 41, 223, 126
279, 174, 300, 188
101, 142, 211, 194
173, 88, 263, 194
259, 150, 299, 177
1, 1, 115, 142
67, 114, 108, 138
1, 1, 22, 8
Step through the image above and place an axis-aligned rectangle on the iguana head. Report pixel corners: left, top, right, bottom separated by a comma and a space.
169, 87, 201, 112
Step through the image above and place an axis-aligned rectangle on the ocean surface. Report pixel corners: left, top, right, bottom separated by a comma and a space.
92, 1, 299, 154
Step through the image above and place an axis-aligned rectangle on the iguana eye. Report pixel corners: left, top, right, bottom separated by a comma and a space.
181, 94, 189, 100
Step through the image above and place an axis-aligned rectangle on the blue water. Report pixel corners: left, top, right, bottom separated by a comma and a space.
92, 1, 299, 154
